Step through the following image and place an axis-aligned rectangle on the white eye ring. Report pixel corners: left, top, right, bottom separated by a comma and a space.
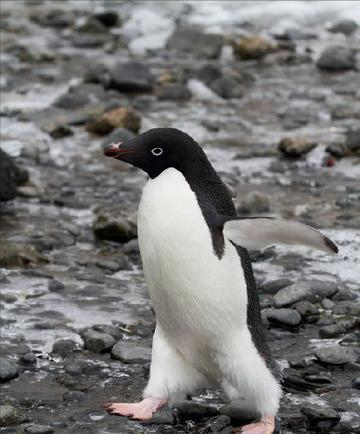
151, 147, 163, 156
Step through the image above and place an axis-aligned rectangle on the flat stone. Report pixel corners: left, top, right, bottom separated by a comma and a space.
0, 405, 27, 427
173, 400, 218, 418
25, 425, 54, 434
301, 404, 340, 429
48, 279, 65, 292
328, 19, 358, 36
203, 415, 232, 433
260, 278, 293, 295
273, 282, 315, 307
315, 346, 359, 365
319, 324, 345, 339
317, 46, 356, 71
83, 331, 115, 353
266, 308, 302, 327
111, 340, 151, 364
332, 301, 360, 316
0, 358, 18, 382
93, 209, 137, 243
278, 137, 317, 157
52, 339, 77, 356
63, 390, 86, 402
294, 301, 319, 322
86, 107, 140, 135
64, 363, 83, 376
107, 61, 154, 92
157, 84, 191, 101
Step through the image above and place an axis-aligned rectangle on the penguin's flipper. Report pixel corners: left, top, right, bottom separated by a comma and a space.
221, 217, 338, 254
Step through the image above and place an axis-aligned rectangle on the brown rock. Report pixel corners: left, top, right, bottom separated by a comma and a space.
233, 36, 276, 60
86, 107, 140, 135
278, 137, 317, 157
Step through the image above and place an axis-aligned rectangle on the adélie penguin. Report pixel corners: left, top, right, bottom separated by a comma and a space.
102, 128, 338, 434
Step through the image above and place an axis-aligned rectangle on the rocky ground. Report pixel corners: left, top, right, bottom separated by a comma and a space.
0, 1, 360, 433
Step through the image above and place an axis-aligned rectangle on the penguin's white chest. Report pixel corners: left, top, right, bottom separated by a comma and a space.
137, 168, 248, 355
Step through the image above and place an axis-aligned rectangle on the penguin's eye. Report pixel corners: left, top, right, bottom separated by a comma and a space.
151, 147, 163, 156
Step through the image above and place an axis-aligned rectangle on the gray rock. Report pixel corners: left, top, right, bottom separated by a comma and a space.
21, 352, 36, 364
220, 399, 260, 422
101, 128, 135, 148
48, 279, 65, 292
173, 400, 218, 418
203, 415, 232, 433
64, 362, 83, 376
278, 137, 317, 157
0, 358, 18, 382
352, 378, 360, 389
305, 279, 338, 299
111, 340, 151, 364
301, 404, 340, 430
96, 259, 122, 272
71, 33, 109, 48
346, 128, 360, 153
260, 278, 293, 295
328, 19, 358, 36
93, 209, 137, 243
63, 390, 86, 402
93, 11, 120, 28
266, 308, 302, 327
107, 61, 154, 93
75, 17, 108, 34
0, 293, 17, 303
0, 404, 26, 427
319, 324, 345, 339
322, 298, 335, 309
210, 76, 244, 99
30, 9, 73, 28
53, 91, 90, 109
157, 84, 191, 101
237, 191, 270, 214
52, 339, 77, 356
315, 346, 359, 365
317, 46, 356, 71
142, 408, 175, 425
332, 301, 360, 316
0, 149, 29, 201
294, 301, 320, 322
92, 324, 122, 339
167, 25, 223, 59
83, 330, 115, 353
122, 239, 140, 255
25, 425, 54, 434
273, 282, 315, 307
196, 64, 222, 85
41, 122, 74, 139
84, 63, 109, 85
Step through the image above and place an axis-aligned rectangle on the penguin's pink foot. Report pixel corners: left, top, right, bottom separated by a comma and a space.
234, 415, 275, 434
102, 397, 166, 421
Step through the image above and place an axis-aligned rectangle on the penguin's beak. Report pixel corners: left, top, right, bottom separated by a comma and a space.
103, 142, 135, 160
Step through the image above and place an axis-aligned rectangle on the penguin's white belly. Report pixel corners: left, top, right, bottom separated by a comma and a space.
137, 168, 248, 374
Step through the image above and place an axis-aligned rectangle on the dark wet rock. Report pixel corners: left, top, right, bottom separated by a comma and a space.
63, 390, 86, 402
30, 8, 73, 28
328, 19, 358, 36
301, 404, 340, 431
233, 35, 276, 60
332, 288, 358, 302
341, 332, 360, 344
84, 63, 109, 84
260, 278, 293, 295
53, 91, 90, 110
315, 345, 359, 365
319, 324, 345, 339
111, 340, 151, 364
174, 400, 218, 419
317, 46, 356, 71
93, 11, 120, 28
107, 61, 154, 93
294, 301, 320, 322
0, 404, 27, 426
345, 128, 360, 154
266, 308, 301, 327
210, 76, 244, 99
96, 259, 123, 272
101, 127, 135, 148
278, 137, 317, 157
123, 239, 140, 255
273, 27, 317, 40
143, 408, 175, 425
48, 279, 65, 292
0, 358, 18, 382
41, 122, 74, 139
21, 352, 36, 364
202, 415, 232, 433
0, 271, 10, 284
0, 293, 17, 303
25, 425, 54, 434
75, 17, 108, 34
332, 301, 360, 316
52, 339, 77, 356
352, 378, 360, 389
306, 280, 338, 299
326, 142, 349, 158
167, 25, 223, 59
83, 330, 115, 353
196, 64, 222, 85
220, 400, 260, 422
93, 209, 137, 243
92, 324, 122, 339
237, 191, 270, 214
86, 106, 140, 135
157, 84, 191, 101
0, 149, 29, 201
64, 362, 83, 376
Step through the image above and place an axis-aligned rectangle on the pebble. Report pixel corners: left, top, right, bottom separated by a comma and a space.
92, 324, 122, 339
0, 404, 26, 427
52, 339, 77, 356
64, 362, 83, 376
294, 301, 319, 322
203, 415, 232, 433
41, 122, 74, 139
63, 390, 86, 402
0, 358, 19, 382
273, 282, 316, 307
352, 378, 360, 389
157, 84, 191, 101
25, 425, 54, 434
332, 301, 360, 316
260, 278, 293, 295
96, 259, 123, 272
315, 346, 359, 365
233, 35, 276, 60
266, 308, 302, 327
210, 76, 245, 99
111, 340, 151, 364
0, 293, 17, 303
83, 331, 115, 353
328, 19, 358, 36
237, 191, 270, 214
48, 279, 65, 292
173, 400, 218, 418
21, 352, 36, 364
301, 404, 340, 430
316, 46, 356, 71
107, 61, 154, 92
319, 324, 345, 339
278, 137, 317, 157
93, 209, 137, 243
322, 298, 335, 309
142, 408, 174, 425
86, 106, 140, 135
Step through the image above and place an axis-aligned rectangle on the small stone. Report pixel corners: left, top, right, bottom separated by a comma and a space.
63, 390, 86, 402
96, 259, 122, 272
143, 408, 175, 425
48, 279, 65, 292
316, 46, 356, 71
53, 92, 90, 109
210, 76, 244, 99
345, 128, 360, 154
87, 107, 140, 136
52, 339, 77, 356
332, 301, 360, 316
25, 425, 54, 434
167, 25, 224, 59
278, 137, 317, 157
76, 17, 108, 34
41, 122, 74, 139
203, 415, 232, 433
0, 405, 27, 427
266, 308, 302, 327
322, 298, 335, 310
111, 340, 151, 364
83, 331, 115, 353
93, 210, 137, 243
233, 35, 276, 60
352, 378, 360, 389
237, 191, 270, 214
93, 11, 120, 28
157, 84, 191, 101
273, 282, 315, 307
315, 345, 359, 365
173, 400, 218, 418
101, 128, 135, 148
319, 324, 345, 339
122, 239, 140, 255
301, 404, 340, 430
293, 301, 319, 322
64, 363, 83, 376
0, 293, 17, 303
220, 399, 260, 422
21, 352, 36, 364
260, 278, 293, 295
0, 358, 18, 382
305, 279, 338, 299
107, 61, 154, 93
328, 19, 358, 36
92, 324, 122, 339
0, 149, 29, 201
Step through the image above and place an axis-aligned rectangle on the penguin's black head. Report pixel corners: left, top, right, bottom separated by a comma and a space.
103, 128, 208, 179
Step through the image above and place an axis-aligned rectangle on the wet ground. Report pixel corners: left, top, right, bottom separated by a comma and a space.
0, 1, 360, 434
